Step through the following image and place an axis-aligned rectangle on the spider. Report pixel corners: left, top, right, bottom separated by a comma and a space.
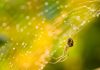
50, 38, 74, 64
67, 38, 74, 47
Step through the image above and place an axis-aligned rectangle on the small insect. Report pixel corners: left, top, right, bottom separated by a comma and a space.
67, 38, 74, 47
49, 38, 74, 64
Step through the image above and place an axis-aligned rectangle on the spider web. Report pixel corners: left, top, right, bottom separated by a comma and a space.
49, 0, 100, 64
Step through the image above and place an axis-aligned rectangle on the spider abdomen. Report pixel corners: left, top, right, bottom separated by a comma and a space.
67, 38, 74, 47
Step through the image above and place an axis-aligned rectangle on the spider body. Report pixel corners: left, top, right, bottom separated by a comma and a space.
50, 38, 74, 64
67, 38, 74, 47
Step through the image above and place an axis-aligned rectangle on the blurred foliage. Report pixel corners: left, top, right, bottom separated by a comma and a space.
0, 0, 100, 70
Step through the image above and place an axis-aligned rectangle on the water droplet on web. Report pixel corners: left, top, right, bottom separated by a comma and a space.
76, 16, 81, 21
22, 42, 25, 46
40, 64, 45, 70
0, 53, 4, 56
6, 26, 10, 30
16, 24, 20, 31
16, 43, 19, 46
32, 17, 36, 21
65, 5, 68, 8
81, 21, 86, 26
91, 9, 95, 12
59, 5, 64, 9
42, 20, 45, 24
36, 25, 39, 29
30, 45, 33, 48
27, 51, 32, 54
28, 22, 32, 26
2, 22, 7, 27
44, 2, 48, 6
27, 1, 31, 5
13, 47, 16, 50
73, 26, 79, 30
64, 20, 67, 24
96, 10, 100, 17
56, 1, 59, 4
62, 14, 66, 18
20, 28, 24, 32
25, 16, 30, 20
22, 42, 27, 48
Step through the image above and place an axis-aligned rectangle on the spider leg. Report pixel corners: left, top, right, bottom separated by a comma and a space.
49, 46, 69, 64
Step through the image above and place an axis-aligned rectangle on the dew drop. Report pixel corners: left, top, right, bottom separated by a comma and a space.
27, 1, 31, 5
96, 10, 100, 17
44, 2, 48, 6
62, 14, 66, 18
42, 20, 45, 24
28, 22, 32, 26
2, 22, 7, 27
76, 16, 80, 21
36, 25, 39, 29
16, 43, 19, 46
65, 5, 68, 8
56, 1, 59, 4
20, 28, 24, 32
59, 5, 63, 9
73, 26, 79, 30
25, 16, 30, 20
13, 47, 16, 50
22, 42, 27, 48
16, 24, 20, 30
32, 17, 36, 20
81, 21, 86, 26
6, 26, 10, 30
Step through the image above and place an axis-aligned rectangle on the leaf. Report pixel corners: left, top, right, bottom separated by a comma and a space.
0, 0, 100, 70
